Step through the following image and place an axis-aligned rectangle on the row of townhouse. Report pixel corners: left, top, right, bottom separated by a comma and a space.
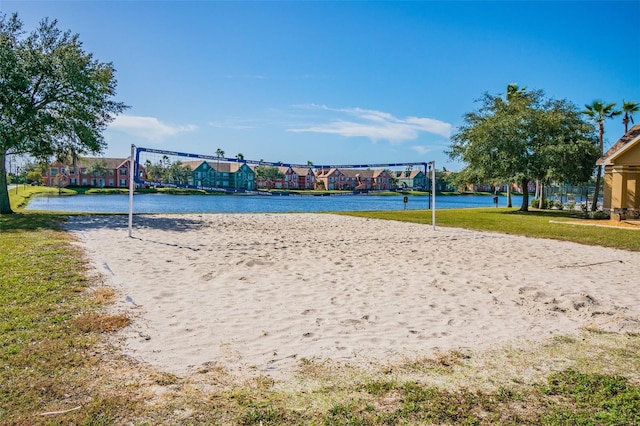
255, 166, 317, 190
180, 161, 256, 190
41, 158, 141, 188
180, 162, 428, 191
164, 162, 317, 190
40, 158, 429, 191
314, 169, 427, 191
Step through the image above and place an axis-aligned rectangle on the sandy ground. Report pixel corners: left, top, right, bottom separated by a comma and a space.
65, 213, 640, 378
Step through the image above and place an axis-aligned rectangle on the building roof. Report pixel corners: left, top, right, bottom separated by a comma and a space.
72, 157, 130, 169
315, 168, 339, 177
339, 168, 371, 178
180, 160, 206, 170
597, 124, 640, 165
212, 162, 248, 173
395, 170, 424, 178
291, 167, 314, 176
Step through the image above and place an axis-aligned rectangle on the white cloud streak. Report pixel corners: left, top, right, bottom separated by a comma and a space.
410, 145, 433, 155
109, 115, 197, 142
287, 105, 452, 143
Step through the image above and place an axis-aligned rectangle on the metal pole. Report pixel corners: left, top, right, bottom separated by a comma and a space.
428, 163, 431, 210
431, 161, 436, 230
128, 144, 135, 238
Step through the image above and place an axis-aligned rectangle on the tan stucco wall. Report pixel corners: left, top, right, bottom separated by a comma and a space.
604, 165, 640, 210
603, 168, 613, 209
604, 138, 640, 212
615, 145, 640, 166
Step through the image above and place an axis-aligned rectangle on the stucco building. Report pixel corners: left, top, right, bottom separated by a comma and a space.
598, 124, 640, 219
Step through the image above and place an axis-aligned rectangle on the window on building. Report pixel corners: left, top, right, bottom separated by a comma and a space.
108, 179, 114, 186
51, 168, 58, 176
120, 179, 126, 186
120, 168, 127, 175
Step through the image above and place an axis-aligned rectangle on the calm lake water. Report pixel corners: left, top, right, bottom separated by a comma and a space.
25, 193, 524, 214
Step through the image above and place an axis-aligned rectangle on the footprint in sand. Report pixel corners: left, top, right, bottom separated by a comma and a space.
200, 272, 214, 281
245, 259, 272, 267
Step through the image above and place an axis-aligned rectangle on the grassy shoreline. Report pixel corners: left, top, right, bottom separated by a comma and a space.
1, 190, 639, 424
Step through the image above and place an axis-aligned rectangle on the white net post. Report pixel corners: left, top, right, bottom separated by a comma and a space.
128, 144, 135, 238
431, 161, 436, 230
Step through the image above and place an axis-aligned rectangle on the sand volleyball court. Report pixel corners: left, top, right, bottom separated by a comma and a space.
66, 213, 640, 377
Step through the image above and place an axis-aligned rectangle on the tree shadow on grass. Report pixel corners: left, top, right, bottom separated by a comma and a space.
64, 214, 206, 233
0, 212, 208, 233
0, 212, 66, 232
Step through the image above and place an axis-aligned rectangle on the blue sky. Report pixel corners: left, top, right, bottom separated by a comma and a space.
3, 1, 639, 170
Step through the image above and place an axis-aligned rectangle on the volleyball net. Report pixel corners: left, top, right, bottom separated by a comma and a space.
127, 145, 436, 235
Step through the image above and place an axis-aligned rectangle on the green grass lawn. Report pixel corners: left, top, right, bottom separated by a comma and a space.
1, 192, 639, 424
341, 208, 640, 251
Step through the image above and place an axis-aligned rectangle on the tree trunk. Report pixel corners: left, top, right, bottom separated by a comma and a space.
592, 164, 602, 211
507, 183, 512, 208
539, 182, 545, 210
592, 122, 604, 212
0, 152, 15, 214
519, 178, 529, 212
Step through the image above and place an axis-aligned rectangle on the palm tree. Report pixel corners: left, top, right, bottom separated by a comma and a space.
622, 100, 639, 133
236, 152, 244, 161
583, 101, 622, 211
54, 145, 80, 186
215, 148, 225, 186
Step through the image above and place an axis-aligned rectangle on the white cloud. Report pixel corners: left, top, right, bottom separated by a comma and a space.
410, 145, 433, 155
287, 105, 452, 143
109, 115, 197, 142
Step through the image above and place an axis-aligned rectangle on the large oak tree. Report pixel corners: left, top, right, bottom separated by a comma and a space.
448, 87, 598, 212
0, 13, 127, 213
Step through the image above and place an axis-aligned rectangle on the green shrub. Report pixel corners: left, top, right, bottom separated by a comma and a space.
588, 210, 610, 220
531, 199, 554, 209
